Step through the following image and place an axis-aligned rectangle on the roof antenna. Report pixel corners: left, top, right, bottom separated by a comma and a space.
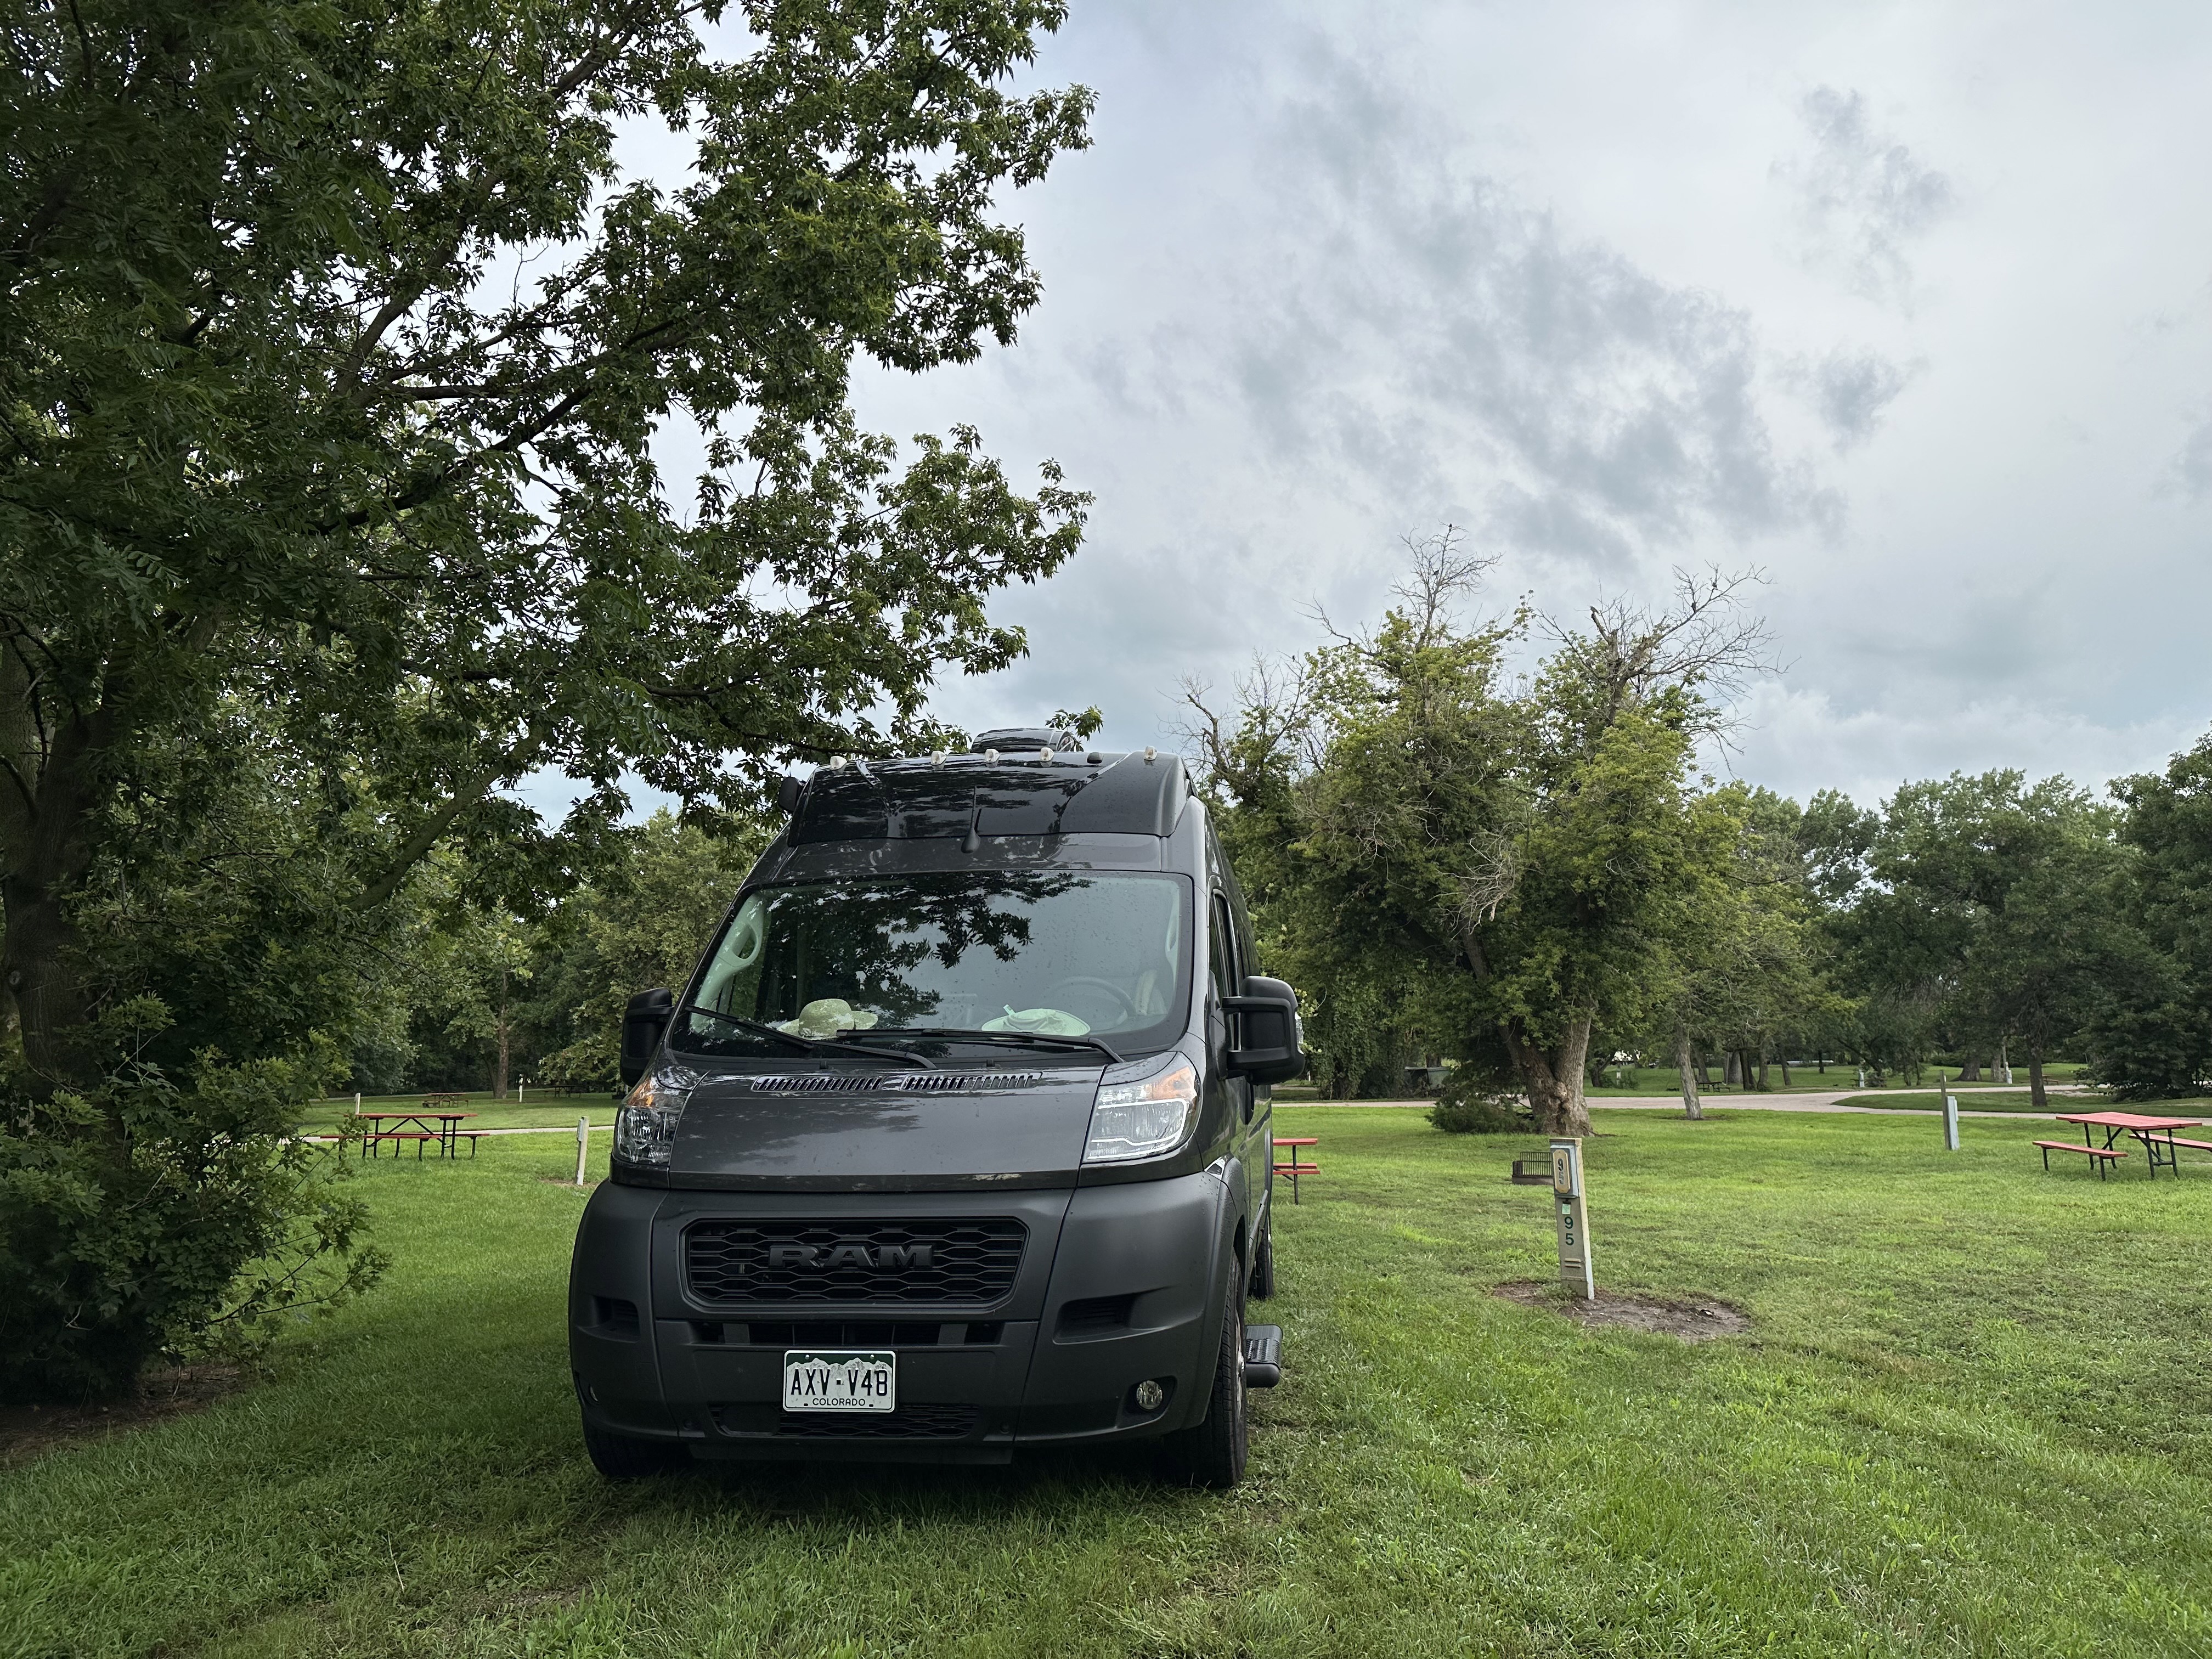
961, 789, 984, 854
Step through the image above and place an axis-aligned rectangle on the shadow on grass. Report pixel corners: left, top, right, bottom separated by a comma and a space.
606, 1438, 1204, 1526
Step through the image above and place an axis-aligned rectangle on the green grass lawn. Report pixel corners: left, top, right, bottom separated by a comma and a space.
6, 1107, 2210, 1656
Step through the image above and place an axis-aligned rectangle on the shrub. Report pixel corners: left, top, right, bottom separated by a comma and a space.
0, 1024, 386, 1403
1427, 1076, 1531, 1134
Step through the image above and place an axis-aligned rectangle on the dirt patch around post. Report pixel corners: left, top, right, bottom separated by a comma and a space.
0, 1364, 244, 1468
1493, 1282, 1750, 1341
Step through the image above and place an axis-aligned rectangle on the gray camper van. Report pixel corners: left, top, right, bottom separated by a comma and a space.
567, 730, 1304, 1487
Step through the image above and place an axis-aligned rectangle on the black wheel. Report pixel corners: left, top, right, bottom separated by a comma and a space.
1159, 1260, 1248, 1488
582, 1418, 685, 1480
1250, 1221, 1275, 1300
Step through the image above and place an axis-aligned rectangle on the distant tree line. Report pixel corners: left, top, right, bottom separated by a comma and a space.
1189, 532, 2212, 1127
347, 810, 762, 1100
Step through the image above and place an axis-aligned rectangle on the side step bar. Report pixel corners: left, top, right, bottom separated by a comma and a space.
1243, 1324, 1283, 1388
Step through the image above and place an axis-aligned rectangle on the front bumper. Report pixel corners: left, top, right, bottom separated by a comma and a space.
568, 1172, 1234, 1464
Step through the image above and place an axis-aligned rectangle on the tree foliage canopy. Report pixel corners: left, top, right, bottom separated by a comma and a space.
0, 0, 1090, 1399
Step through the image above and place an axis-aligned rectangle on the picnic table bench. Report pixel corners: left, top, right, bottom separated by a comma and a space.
356, 1102, 479, 1161
1273, 1136, 1318, 1204
2033, 1140, 2126, 1179
2043, 1112, 2205, 1180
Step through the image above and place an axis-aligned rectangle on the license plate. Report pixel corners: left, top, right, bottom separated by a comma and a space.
782, 1350, 896, 1413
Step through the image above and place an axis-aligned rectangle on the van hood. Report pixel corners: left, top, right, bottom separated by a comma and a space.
667, 1066, 1104, 1191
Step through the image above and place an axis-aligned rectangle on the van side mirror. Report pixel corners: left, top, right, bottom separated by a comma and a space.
619, 988, 675, 1087
1223, 975, 1305, 1084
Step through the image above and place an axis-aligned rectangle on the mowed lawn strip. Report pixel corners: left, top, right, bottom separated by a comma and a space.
3, 1109, 2209, 1657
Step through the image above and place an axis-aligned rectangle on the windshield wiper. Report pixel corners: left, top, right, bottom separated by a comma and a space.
676, 1005, 930, 1067
872, 1027, 1121, 1065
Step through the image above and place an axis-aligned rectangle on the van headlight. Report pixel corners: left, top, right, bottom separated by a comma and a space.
1084, 1054, 1201, 1164
615, 1068, 695, 1166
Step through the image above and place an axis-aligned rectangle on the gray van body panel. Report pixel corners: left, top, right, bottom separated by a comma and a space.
666, 1069, 1104, 1190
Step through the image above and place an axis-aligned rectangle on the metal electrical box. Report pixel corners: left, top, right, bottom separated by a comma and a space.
1551, 1136, 1594, 1301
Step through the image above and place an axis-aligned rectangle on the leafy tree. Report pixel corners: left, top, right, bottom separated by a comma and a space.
1191, 533, 1769, 1135
2083, 734, 2212, 1098
2, 0, 1090, 1087
1829, 772, 2129, 1106
0, 706, 390, 1398
0, 0, 1090, 1397
529, 810, 769, 1090
1654, 786, 1838, 1115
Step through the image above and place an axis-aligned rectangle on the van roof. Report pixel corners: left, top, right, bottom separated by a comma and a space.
789, 752, 1190, 844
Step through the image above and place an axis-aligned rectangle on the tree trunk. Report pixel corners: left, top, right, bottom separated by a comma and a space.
1780, 1053, 1791, 1087
1675, 1027, 1702, 1120
1457, 923, 1590, 1134
1956, 1056, 1982, 1082
2027, 1048, 2046, 1109
1756, 1046, 1770, 1091
0, 703, 112, 1100
1500, 1013, 1593, 1136
494, 983, 511, 1101
1724, 1049, 1741, 1087
0, 877, 91, 1097
1997, 1038, 2012, 1086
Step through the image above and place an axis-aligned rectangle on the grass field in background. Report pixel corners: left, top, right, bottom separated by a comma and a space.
1831, 1091, 2183, 1115
6, 1107, 2209, 1656
296, 1090, 622, 1137
1272, 1062, 2091, 1104
1581, 1062, 2089, 1097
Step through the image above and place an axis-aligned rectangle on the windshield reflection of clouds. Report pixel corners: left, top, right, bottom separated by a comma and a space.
679, 873, 1189, 1057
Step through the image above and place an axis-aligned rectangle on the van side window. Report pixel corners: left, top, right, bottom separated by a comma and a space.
1209, 891, 1239, 1001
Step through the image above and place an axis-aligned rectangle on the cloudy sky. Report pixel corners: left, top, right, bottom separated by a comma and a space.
837, 0, 2212, 806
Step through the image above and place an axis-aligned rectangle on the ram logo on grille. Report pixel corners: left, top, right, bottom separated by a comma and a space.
765, 1242, 932, 1270
685, 1219, 1026, 1306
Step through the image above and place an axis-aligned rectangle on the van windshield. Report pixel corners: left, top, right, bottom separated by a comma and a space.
675, 872, 1191, 1059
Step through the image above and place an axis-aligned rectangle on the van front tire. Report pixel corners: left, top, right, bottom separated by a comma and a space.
1159, 1261, 1248, 1488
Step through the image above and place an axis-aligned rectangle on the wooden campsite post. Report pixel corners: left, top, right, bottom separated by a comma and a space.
1551, 1137, 1595, 1302
574, 1116, 590, 1186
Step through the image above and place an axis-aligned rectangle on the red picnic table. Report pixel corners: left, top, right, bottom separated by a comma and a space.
356, 1107, 479, 1161
1273, 1136, 1318, 1204
2044, 1111, 2208, 1180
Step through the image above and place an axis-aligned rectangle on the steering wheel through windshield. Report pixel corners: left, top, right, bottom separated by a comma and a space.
1042, 975, 1141, 1030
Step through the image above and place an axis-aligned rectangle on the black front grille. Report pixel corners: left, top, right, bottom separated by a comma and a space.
711, 1402, 983, 1440
684, 1218, 1027, 1306
744, 1321, 941, 1346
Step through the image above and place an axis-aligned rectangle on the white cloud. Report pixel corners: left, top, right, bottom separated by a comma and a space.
1778, 84, 1956, 303
809, 0, 2212, 802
